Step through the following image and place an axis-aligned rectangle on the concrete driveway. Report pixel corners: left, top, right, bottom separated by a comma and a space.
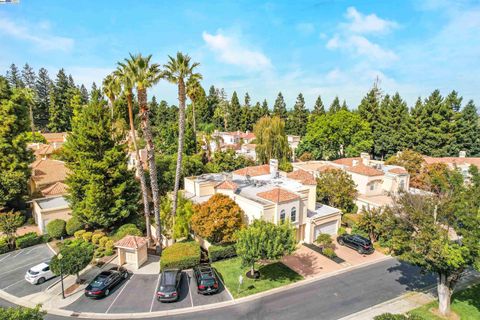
333, 239, 387, 267
0, 244, 55, 298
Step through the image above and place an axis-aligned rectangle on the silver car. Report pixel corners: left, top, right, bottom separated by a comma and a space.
25, 262, 55, 284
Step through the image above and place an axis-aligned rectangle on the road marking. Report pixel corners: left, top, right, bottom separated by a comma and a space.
1, 278, 25, 290
149, 274, 161, 312
0, 253, 12, 263
105, 275, 135, 314
12, 250, 25, 258
187, 272, 194, 308
0, 260, 50, 278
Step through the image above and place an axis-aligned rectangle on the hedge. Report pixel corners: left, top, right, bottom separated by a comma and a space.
208, 243, 236, 262
74, 230, 86, 239
160, 241, 201, 270
66, 216, 83, 236
0, 237, 10, 254
15, 232, 43, 249
82, 232, 93, 242
46, 219, 66, 239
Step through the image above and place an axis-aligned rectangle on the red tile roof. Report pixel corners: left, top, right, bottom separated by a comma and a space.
114, 235, 147, 249
41, 182, 68, 197
31, 159, 68, 187
287, 170, 317, 185
41, 132, 67, 143
423, 156, 480, 167
215, 180, 238, 190
332, 157, 362, 167
388, 167, 408, 175
233, 164, 270, 177
257, 187, 300, 203
346, 164, 384, 177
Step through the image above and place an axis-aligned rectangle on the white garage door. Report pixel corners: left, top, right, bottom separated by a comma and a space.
314, 221, 338, 238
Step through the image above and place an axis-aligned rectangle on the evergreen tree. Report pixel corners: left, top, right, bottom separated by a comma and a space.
34, 68, 51, 131
204, 85, 219, 125
261, 99, 269, 117
250, 102, 263, 127
358, 86, 381, 157
312, 95, 325, 116
410, 97, 424, 150
455, 100, 480, 156
79, 84, 89, 104
63, 98, 139, 228
5, 64, 24, 89
328, 96, 341, 113
21, 64, 36, 89
287, 93, 309, 136
48, 69, 72, 132
90, 82, 102, 102
273, 92, 287, 120
0, 77, 34, 210
444, 90, 462, 113
240, 92, 252, 131
444, 90, 463, 155
341, 100, 348, 110
227, 91, 241, 131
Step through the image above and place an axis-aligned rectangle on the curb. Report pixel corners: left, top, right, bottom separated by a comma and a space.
1, 255, 395, 319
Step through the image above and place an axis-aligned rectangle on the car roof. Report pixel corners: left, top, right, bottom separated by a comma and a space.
98, 271, 113, 277
30, 262, 49, 272
353, 235, 370, 242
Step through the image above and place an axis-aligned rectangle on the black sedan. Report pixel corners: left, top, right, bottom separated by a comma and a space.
157, 269, 182, 302
193, 264, 219, 295
337, 234, 374, 254
85, 267, 129, 298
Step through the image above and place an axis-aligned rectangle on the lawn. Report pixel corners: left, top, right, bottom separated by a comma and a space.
409, 283, 480, 320
212, 257, 303, 298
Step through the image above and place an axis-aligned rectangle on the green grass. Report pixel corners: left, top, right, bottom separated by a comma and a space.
212, 257, 303, 298
409, 283, 480, 320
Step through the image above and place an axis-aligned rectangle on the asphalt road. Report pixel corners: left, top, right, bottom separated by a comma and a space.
0, 258, 437, 320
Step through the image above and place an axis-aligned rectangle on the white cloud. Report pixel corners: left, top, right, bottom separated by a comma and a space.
344, 7, 398, 35
296, 22, 315, 36
0, 17, 74, 52
326, 35, 340, 49
202, 31, 272, 71
347, 35, 397, 62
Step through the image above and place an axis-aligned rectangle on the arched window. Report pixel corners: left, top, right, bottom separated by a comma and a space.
291, 207, 296, 222
280, 209, 286, 223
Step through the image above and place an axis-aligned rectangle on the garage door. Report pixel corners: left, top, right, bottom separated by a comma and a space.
314, 221, 338, 238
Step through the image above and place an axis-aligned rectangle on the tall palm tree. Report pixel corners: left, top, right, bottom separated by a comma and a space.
163, 52, 202, 229
114, 63, 152, 242
124, 53, 163, 252
102, 73, 121, 118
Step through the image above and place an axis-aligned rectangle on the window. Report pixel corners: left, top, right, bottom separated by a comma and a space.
370, 183, 375, 191
290, 207, 296, 222
280, 209, 285, 223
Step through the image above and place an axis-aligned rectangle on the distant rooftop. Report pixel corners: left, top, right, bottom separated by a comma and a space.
36, 196, 69, 210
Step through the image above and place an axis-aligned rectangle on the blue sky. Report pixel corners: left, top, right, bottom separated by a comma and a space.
1, 0, 479, 109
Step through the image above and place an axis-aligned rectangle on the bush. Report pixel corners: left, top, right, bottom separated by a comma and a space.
113, 224, 142, 241
351, 225, 369, 239
0, 237, 10, 254
94, 248, 105, 258
315, 233, 333, 247
208, 243, 236, 262
82, 231, 93, 242
66, 217, 83, 236
46, 219, 66, 239
91, 232, 105, 245
342, 213, 360, 228
160, 241, 201, 270
322, 247, 336, 259
374, 313, 425, 320
338, 227, 347, 235
15, 232, 43, 249
98, 236, 109, 248
74, 230, 86, 239
105, 240, 115, 251
104, 248, 114, 256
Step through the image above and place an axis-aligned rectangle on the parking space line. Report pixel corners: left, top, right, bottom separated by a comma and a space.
149, 274, 161, 312
0, 253, 12, 262
24, 247, 41, 255
12, 250, 25, 258
187, 273, 194, 308
1, 278, 24, 290
105, 275, 135, 314
0, 259, 50, 278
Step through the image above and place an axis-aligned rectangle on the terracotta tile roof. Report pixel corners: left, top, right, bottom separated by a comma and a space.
31, 159, 68, 187
240, 132, 256, 140
346, 164, 384, 177
41, 132, 67, 143
41, 182, 68, 197
388, 167, 408, 175
215, 180, 238, 190
287, 170, 317, 185
257, 187, 300, 204
332, 157, 362, 167
423, 156, 480, 167
242, 143, 256, 150
225, 143, 241, 151
233, 164, 270, 177
114, 235, 147, 249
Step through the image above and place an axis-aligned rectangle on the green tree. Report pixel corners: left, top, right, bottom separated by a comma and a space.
385, 149, 425, 188
250, 101, 264, 127
205, 149, 255, 173
63, 98, 140, 228
6, 64, 24, 89
312, 95, 325, 116
21, 64, 36, 90
240, 92, 252, 131
102, 73, 121, 118
0, 78, 34, 210
204, 85, 219, 125
358, 86, 382, 157
227, 91, 241, 130
186, 77, 204, 147
297, 109, 373, 160
0, 305, 45, 320
273, 92, 287, 120
253, 116, 290, 164
261, 99, 269, 117
287, 93, 309, 136
34, 68, 52, 131
316, 169, 357, 213
48, 69, 74, 132
454, 100, 480, 156
236, 220, 296, 276
416, 163, 464, 195
328, 96, 341, 113
0, 211, 25, 248
50, 241, 94, 283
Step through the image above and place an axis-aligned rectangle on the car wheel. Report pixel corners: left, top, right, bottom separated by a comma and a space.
105, 289, 110, 296
123, 272, 128, 279
37, 277, 46, 284
338, 239, 344, 246
358, 247, 364, 254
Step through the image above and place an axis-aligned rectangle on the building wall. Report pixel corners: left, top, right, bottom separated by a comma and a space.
276, 199, 301, 226
184, 177, 196, 194
33, 202, 72, 234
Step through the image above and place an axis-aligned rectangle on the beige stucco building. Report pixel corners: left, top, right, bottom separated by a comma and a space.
115, 235, 148, 270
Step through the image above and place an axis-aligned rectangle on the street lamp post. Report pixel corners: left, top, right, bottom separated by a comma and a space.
58, 253, 65, 299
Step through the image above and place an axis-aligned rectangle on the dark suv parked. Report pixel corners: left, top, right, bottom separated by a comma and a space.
337, 234, 374, 254
157, 269, 182, 302
193, 264, 219, 295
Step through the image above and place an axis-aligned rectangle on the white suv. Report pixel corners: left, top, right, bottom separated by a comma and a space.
25, 262, 55, 284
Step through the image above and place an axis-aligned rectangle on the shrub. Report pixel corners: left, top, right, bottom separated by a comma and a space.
105, 240, 115, 251
338, 227, 347, 235
208, 243, 236, 262
351, 225, 369, 239
94, 248, 105, 258
160, 241, 201, 270
74, 230, 86, 239
315, 233, 333, 247
66, 217, 83, 236
373, 313, 425, 320
0, 237, 10, 254
322, 247, 336, 259
15, 232, 43, 249
91, 232, 105, 245
113, 224, 142, 241
98, 236, 109, 248
104, 248, 114, 256
46, 219, 66, 239
82, 231, 93, 242
342, 213, 360, 228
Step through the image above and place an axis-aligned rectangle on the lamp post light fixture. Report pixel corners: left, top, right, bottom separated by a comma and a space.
58, 253, 65, 299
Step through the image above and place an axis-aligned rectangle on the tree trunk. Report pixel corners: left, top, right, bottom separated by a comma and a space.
437, 272, 452, 316
171, 78, 186, 241
138, 88, 161, 253
251, 263, 255, 276
127, 92, 151, 242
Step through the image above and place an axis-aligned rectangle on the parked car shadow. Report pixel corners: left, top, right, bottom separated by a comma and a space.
387, 261, 436, 291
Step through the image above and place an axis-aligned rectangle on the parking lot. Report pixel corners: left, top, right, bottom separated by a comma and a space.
64, 269, 233, 314
0, 244, 55, 297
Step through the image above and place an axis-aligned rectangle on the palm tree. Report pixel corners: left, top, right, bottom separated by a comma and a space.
114, 63, 152, 242
102, 73, 121, 118
124, 53, 163, 252
163, 52, 202, 231
186, 77, 203, 149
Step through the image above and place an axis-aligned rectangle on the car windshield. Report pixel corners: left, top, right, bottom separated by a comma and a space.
91, 275, 107, 287
28, 269, 39, 275
159, 285, 175, 293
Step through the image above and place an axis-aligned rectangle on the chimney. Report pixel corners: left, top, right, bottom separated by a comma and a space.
352, 159, 359, 167
269, 159, 279, 178
459, 151, 466, 158
360, 152, 370, 165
